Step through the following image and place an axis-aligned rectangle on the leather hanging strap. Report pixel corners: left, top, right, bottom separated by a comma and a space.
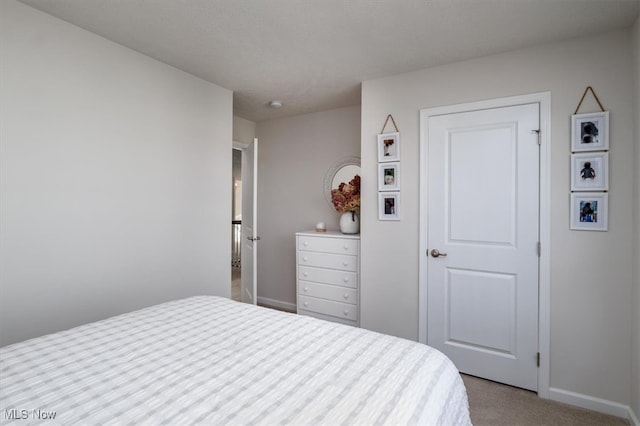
380, 114, 400, 134
574, 86, 606, 115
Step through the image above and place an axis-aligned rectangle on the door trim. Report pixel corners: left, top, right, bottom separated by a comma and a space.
233, 140, 249, 150
418, 92, 551, 397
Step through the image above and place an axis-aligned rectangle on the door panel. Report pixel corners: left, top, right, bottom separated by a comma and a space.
447, 269, 516, 354
241, 138, 258, 304
427, 103, 539, 391
448, 124, 516, 246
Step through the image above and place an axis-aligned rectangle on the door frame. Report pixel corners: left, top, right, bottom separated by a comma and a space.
418, 92, 551, 397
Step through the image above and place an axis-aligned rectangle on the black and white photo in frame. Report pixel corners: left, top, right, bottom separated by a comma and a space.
570, 152, 608, 191
571, 111, 609, 152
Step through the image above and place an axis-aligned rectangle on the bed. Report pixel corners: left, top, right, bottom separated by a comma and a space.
0, 296, 470, 425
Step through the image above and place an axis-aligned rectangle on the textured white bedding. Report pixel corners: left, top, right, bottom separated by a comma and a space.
0, 296, 470, 425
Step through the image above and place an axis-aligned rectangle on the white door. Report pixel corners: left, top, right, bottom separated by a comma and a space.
241, 138, 258, 305
425, 103, 540, 391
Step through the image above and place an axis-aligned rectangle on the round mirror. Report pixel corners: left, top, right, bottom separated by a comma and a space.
324, 156, 361, 207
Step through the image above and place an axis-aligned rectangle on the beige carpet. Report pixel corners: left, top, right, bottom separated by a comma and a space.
462, 374, 629, 426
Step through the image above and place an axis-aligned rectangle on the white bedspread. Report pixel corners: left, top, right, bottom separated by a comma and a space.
0, 296, 470, 425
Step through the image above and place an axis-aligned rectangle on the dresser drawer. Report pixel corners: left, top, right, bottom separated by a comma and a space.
298, 266, 357, 288
298, 295, 357, 321
298, 309, 358, 327
298, 235, 358, 255
298, 280, 357, 304
298, 251, 357, 272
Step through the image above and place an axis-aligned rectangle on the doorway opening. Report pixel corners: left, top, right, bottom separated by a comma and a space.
232, 138, 258, 305
231, 148, 242, 302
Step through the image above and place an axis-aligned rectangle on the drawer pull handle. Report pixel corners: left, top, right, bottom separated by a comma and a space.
343, 310, 349, 316
303, 272, 308, 277
343, 277, 349, 282
343, 293, 349, 299
304, 302, 309, 307
342, 261, 348, 266
343, 245, 349, 250
303, 287, 309, 292
303, 256, 308, 262
303, 241, 308, 246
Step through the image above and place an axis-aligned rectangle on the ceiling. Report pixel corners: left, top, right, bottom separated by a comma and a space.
19, 0, 640, 122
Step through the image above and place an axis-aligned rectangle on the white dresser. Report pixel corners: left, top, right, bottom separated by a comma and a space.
296, 231, 360, 327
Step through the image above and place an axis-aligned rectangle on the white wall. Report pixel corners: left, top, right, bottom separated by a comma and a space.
0, 0, 233, 347
361, 29, 634, 408
233, 115, 256, 145
255, 106, 360, 306
632, 15, 640, 424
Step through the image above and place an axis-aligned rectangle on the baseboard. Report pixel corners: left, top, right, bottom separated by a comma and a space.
629, 406, 640, 426
257, 296, 296, 313
548, 387, 630, 420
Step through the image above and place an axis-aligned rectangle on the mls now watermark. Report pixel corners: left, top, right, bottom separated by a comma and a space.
4, 409, 57, 420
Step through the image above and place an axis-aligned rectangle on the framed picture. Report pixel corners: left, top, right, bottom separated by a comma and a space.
571, 111, 609, 152
378, 162, 400, 191
570, 152, 608, 191
377, 132, 400, 162
378, 192, 400, 221
570, 192, 608, 231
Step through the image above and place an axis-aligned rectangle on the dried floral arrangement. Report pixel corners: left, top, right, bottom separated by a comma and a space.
331, 175, 361, 214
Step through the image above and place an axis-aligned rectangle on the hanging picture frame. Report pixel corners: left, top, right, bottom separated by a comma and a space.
378, 162, 400, 191
378, 191, 400, 221
570, 192, 608, 231
377, 132, 400, 162
571, 111, 609, 152
570, 152, 608, 191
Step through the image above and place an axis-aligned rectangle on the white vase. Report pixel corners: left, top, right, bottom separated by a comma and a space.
339, 211, 359, 234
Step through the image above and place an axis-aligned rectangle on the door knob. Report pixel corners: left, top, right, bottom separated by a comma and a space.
430, 249, 448, 258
